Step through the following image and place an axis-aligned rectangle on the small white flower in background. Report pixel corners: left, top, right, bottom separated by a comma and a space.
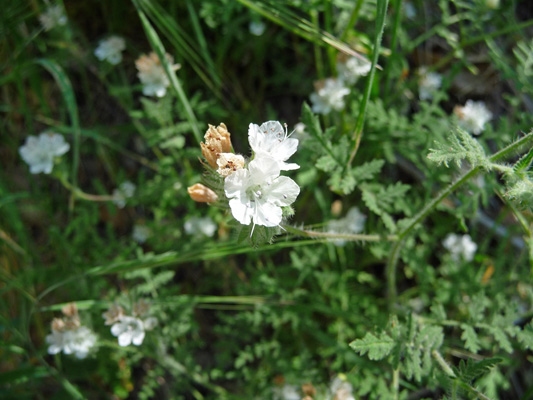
19, 132, 70, 174
310, 78, 350, 114
112, 181, 136, 208
135, 52, 180, 97
273, 384, 300, 400
94, 36, 126, 65
454, 100, 493, 135
329, 376, 355, 400
132, 225, 152, 244
46, 323, 96, 359
418, 68, 442, 100
224, 156, 300, 228
184, 216, 217, 237
337, 56, 371, 84
248, 121, 299, 171
39, 4, 67, 31
111, 316, 146, 347
443, 233, 477, 262
294, 122, 306, 136
403, 1, 417, 18
327, 207, 367, 246
485, 0, 500, 9
249, 20, 266, 36
216, 153, 245, 178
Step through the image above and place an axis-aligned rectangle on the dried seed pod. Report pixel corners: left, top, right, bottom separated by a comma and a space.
187, 184, 218, 203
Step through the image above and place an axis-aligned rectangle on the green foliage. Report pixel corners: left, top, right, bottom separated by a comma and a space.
427, 128, 489, 169
349, 332, 395, 360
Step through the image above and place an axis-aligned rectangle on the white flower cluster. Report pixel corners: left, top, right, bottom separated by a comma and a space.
443, 233, 477, 262
45, 303, 97, 359
418, 67, 442, 100
94, 36, 126, 65
112, 181, 136, 208
309, 55, 370, 115
132, 224, 152, 243
249, 20, 266, 36
39, 5, 67, 31
454, 100, 493, 135
135, 52, 180, 97
103, 300, 156, 347
327, 206, 367, 246
184, 216, 217, 237
273, 384, 300, 400
19, 132, 70, 174
329, 376, 355, 400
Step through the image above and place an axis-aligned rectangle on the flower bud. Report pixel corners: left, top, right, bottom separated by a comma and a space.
61, 302, 78, 318
201, 123, 232, 168
187, 184, 218, 203
51, 318, 66, 332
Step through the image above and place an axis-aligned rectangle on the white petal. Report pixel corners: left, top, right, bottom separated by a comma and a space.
110, 323, 123, 337
248, 123, 262, 153
248, 156, 280, 183
224, 169, 248, 199
118, 332, 132, 347
253, 201, 282, 227
132, 331, 145, 346
266, 176, 300, 206
229, 198, 252, 225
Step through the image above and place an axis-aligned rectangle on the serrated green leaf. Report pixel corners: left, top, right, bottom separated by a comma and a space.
350, 332, 395, 360
427, 128, 489, 169
316, 155, 337, 172
461, 324, 481, 353
351, 159, 385, 183
455, 357, 502, 384
517, 323, 533, 350
488, 327, 513, 353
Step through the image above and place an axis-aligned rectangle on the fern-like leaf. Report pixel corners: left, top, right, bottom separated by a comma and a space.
350, 332, 395, 360
427, 128, 489, 168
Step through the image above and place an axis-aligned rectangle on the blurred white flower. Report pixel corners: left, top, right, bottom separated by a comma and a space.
225, 156, 300, 227
485, 0, 500, 9
337, 56, 371, 84
455, 100, 492, 135
19, 132, 70, 174
273, 384, 300, 400
403, 1, 417, 18
39, 5, 67, 31
111, 316, 147, 347
443, 233, 477, 262
113, 181, 136, 208
184, 216, 217, 237
327, 207, 367, 246
294, 122, 306, 135
95, 36, 126, 65
132, 225, 152, 243
329, 376, 355, 400
310, 78, 350, 114
248, 121, 299, 171
135, 52, 180, 97
46, 326, 97, 359
249, 20, 266, 36
418, 68, 442, 100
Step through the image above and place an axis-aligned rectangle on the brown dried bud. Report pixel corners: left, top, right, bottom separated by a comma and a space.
102, 304, 125, 325
187, 184, 218, 203
216, 153, 245, 177
302, 397, 314, 400
201, 123, 232, 168
61, 302, 79, 318
453, 105, 464, 119
133, 299, 150, 317
302, 383, 316, 397
51, 318, 66, 332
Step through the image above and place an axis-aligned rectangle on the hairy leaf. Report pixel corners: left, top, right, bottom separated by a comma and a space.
350, 332, 395, 360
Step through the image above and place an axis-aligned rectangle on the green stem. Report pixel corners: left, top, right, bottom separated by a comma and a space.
383, 0, 403, 99
392, 368, 400, 400
386, 132, 533, 306
58, 177, 116, 202
340, 0, 365, 41
283, 225, 398, 242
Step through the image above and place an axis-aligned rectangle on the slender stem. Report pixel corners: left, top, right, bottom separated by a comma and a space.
386, 132, 533, 307
59, 177, 116, 202
340, 0, 365, 41
283, 225, 398, 242
383, 0, 403, 99
392, 368, 400, 400
432, 350, 456, 378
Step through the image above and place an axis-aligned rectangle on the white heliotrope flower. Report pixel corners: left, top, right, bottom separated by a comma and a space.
46, 326, 97, 359
418, 68, 442, 100
135, 52, 180, 97
19, 132, 70, 174
184, 216, 217, 237
225, 156, 300, 227
249, 20, 266, 36
337, 56, 371, 84
248, 121, 299, 171
112, 181, 136, 208
273, 384, 300, 400
310, 78, 350, 114
111, 316, 148, 347
455, 100, 493, 135
443, 233, 477, 262
95, 36, 126, 65
329, 376, 355, 400
132, 225, 152, 243
327, 207, 367, 246
39, 5, 67, 31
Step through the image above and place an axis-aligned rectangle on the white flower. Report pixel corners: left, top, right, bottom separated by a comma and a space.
327, 207, 367, 246
249, 20, 266, 36
216, 153, 245, 177
224, 156, 300, 227
39, 5, 67, 31
455, 100, 492, 135
310, 78, 350, 114
132, 225, 152, 243
443, 233, 477, 262
135, 52, 180, 97
248, 121, 299, 171
418, 68, 442, 100
112, 181, 136, 208
403, 1, 417, 18
19, 132, 70, 174
273, 384, 300, 400
184, 216, 217, 237
337, 56, 371, 84
46, 326, 97, 359
329, 376, 355, 400
111, 316, 147, 347
95, 36, 126, 65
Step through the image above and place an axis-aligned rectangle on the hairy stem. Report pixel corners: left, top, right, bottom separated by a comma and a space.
283, 225, 398, 242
